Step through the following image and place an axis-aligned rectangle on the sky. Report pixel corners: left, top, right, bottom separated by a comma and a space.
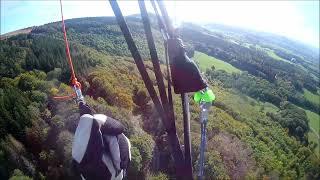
1, 0, 319, 48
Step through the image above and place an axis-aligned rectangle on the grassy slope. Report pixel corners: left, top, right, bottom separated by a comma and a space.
220, 89, 279, 117
306, 110, 320, 155
254, 43, 320, 154
195, 52, 319, 157
303, 88, 320, 106
309, 132, 320, 155
193, 51, 241, 73
303, 89, 320, 153
254, 45, 293, 64
194, 50, 278, 116
222, 88, 320, 157
4, 20, 319, 178
306, 110, 320, 134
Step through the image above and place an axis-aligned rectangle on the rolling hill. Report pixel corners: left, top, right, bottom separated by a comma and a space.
193, 51, 241, 73
0, 15, 319, 179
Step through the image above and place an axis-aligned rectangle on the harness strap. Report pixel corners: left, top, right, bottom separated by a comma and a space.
108, 0, 165, 123
150, 0, 175, 128
156, 0, 175, 39
150, 0, 169, 40
139, 0, 179, 141
165, 42, 174, 117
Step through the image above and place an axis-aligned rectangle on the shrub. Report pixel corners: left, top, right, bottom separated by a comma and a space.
9, 169, 32, 180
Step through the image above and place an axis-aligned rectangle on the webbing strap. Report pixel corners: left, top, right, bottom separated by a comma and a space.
154, 1, 194, 179
150, 0, 175, 120
108, 0, 164, 122
165, 42, 174, 113
108, 1, 185, 178
150, 0, 169, 40
138, 0, 179, 134
139, 5, 187, 171
138, 1, 169, 112
156, 0, 174, 39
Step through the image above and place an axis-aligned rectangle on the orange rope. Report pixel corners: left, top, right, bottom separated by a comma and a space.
59, 0, 78, 86
53, 0, 81, 100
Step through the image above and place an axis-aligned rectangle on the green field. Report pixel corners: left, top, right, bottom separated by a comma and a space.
254, 45, 294, 64
308, 132, 319, 155
210, 86, 279, 122
193, 51, 241, 73
306, 110, 320, 134
303, 88, 320, 106
306, 110, 320, 155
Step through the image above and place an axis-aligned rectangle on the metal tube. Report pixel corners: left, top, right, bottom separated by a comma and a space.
181, 93, 193, 179
198, 102, 211, 179
198, 122, 207, 180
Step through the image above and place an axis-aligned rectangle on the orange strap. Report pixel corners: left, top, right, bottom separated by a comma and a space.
53, 93, 76, 100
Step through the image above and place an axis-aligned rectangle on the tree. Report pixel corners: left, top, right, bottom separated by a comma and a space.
268, 102, 309, 142
130, 134, 154, 178
211, 65, 216, 71
9, 169, 32, 180
17, 73, 38, 91
127, 146, 142, 178
203, 151, 229, 179
56, 130, 73, 165
130, 134, 154, 166
133, 88, 152, 116
149, 172, 169, 180
0, 81, 31, 140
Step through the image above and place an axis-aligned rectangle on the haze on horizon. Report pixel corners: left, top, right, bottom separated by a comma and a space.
1, 0, 319, 49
